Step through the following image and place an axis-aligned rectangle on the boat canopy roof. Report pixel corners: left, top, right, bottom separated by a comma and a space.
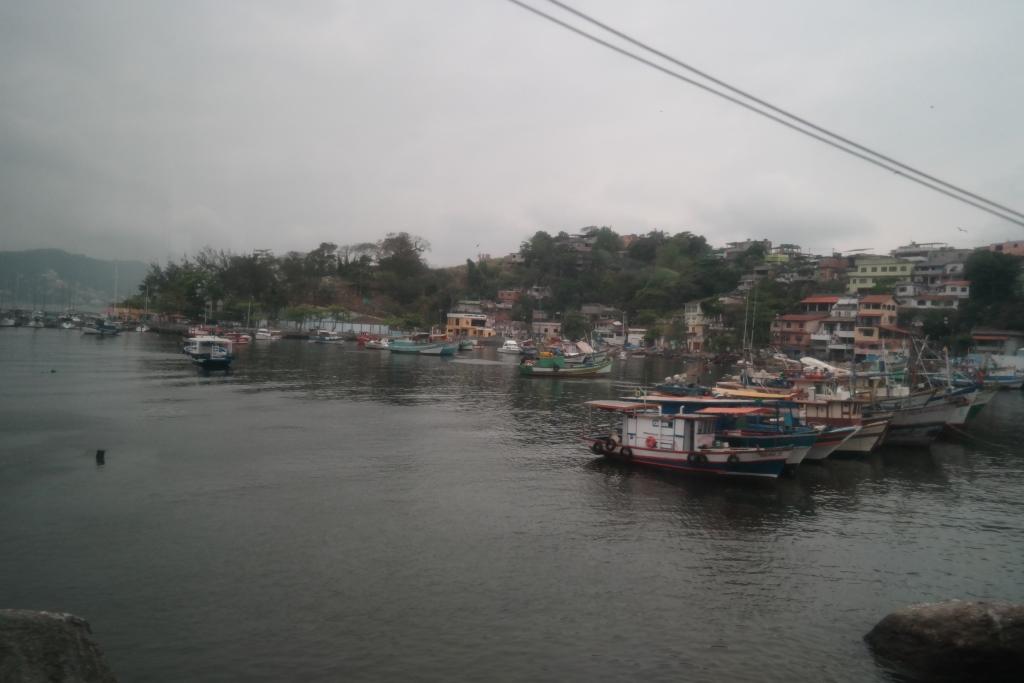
585, 400, 656, 413
586, 400, 719, 420
712, 388, 796, 400
696, 406, 774, 415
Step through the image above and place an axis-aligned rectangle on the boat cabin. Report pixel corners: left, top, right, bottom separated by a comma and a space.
797, 398, 864, 425
585, 400, 719, 451
185, 335, 233, 359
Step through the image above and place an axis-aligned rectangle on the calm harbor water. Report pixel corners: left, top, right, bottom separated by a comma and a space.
2, 329, 1023, 682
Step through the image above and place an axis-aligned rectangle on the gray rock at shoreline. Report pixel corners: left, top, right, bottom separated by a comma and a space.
865, 600, 1024, 680
0, 610, 117, 683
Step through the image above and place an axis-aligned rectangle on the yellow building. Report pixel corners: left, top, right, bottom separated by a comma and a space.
847, 256, 913, 293
446, 312, 497, 338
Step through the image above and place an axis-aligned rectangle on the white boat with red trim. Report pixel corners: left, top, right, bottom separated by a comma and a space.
584, 400, 791, 479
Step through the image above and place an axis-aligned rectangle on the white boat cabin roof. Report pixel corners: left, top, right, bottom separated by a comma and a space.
695, 406, 774, 416
585, 400, 717, 420
631, 395, 762, 405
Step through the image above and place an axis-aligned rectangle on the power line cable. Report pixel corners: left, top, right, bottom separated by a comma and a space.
504, 0, 1024, 228
542, 0, 1024, 223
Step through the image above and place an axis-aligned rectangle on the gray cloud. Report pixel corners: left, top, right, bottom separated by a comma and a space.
1, 0, 1022, 266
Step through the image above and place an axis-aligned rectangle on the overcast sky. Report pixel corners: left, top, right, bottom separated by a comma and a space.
2, 0, 1023, 266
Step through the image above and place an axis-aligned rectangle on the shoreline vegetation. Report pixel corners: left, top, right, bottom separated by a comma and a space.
7, 227, 1023, 351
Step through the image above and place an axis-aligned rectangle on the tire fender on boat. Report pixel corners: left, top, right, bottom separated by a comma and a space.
726, 454, 740, 466
697, 453, 709, 464
603, 439, 616, 453
591, 442, 604, 455
686, 453, 697, 464
620, 447, 633, 459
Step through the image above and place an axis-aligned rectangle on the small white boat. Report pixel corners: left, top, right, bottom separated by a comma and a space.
497, 339, 522, 354
364, 338, 390, 350
0, 316, 15, 327
254, 328, 282, 341
185, 335, 234, 368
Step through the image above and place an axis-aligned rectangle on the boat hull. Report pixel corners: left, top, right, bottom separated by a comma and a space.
831, 417, 889, 455
592, 441, 788, 479
519, 358, 612, 377
879, 401, 959, 447
192, 357, 232, 369
804, 426, 860, 461
717, 430, 816, 467
420, 343, 458, 356
966, 388, 997, 419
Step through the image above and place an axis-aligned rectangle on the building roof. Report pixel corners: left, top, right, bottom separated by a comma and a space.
778, 313, 829, 321
860, 295, 895, 304
800, 295, 840, 304
971, 328, 1024, 336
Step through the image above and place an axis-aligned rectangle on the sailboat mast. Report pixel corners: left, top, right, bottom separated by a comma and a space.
749, 283, 758, 350
741, 289, 750, 353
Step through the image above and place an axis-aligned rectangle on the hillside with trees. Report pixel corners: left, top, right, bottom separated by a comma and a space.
0, 249, 148, 310
125, 228, 798, 336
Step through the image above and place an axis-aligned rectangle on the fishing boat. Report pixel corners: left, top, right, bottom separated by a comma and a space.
364, 337, 390, 350
967, 387, 997, 419
389, 333, 436, 353
868, 397, 966, 447
518, 353, 612, 377
798, 397, 890, 455
0, 315, 15, 327
628, 394, 818, 469
584, 400, 791, 479
497, 339, 522, 354
804, 425, 861, 461
254, 328, 282, 341
696, 405, 818, 468
420, 340, 458, 356
458, 338, 477, 351
223, 331, 251, 345
185, 335, 234, 369
388, 333, 453, 355
308, 329, 343, 344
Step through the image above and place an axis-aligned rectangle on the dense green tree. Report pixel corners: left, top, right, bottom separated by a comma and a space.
561, 311, 588, 340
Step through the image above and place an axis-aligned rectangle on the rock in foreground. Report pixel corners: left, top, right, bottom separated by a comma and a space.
0, 609, 117, 683
865, 600, 1024, 681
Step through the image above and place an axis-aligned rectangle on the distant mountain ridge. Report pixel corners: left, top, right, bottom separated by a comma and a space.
0, 249, 149, 310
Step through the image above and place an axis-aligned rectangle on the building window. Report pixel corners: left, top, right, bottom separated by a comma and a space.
871, 267, 878, 272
